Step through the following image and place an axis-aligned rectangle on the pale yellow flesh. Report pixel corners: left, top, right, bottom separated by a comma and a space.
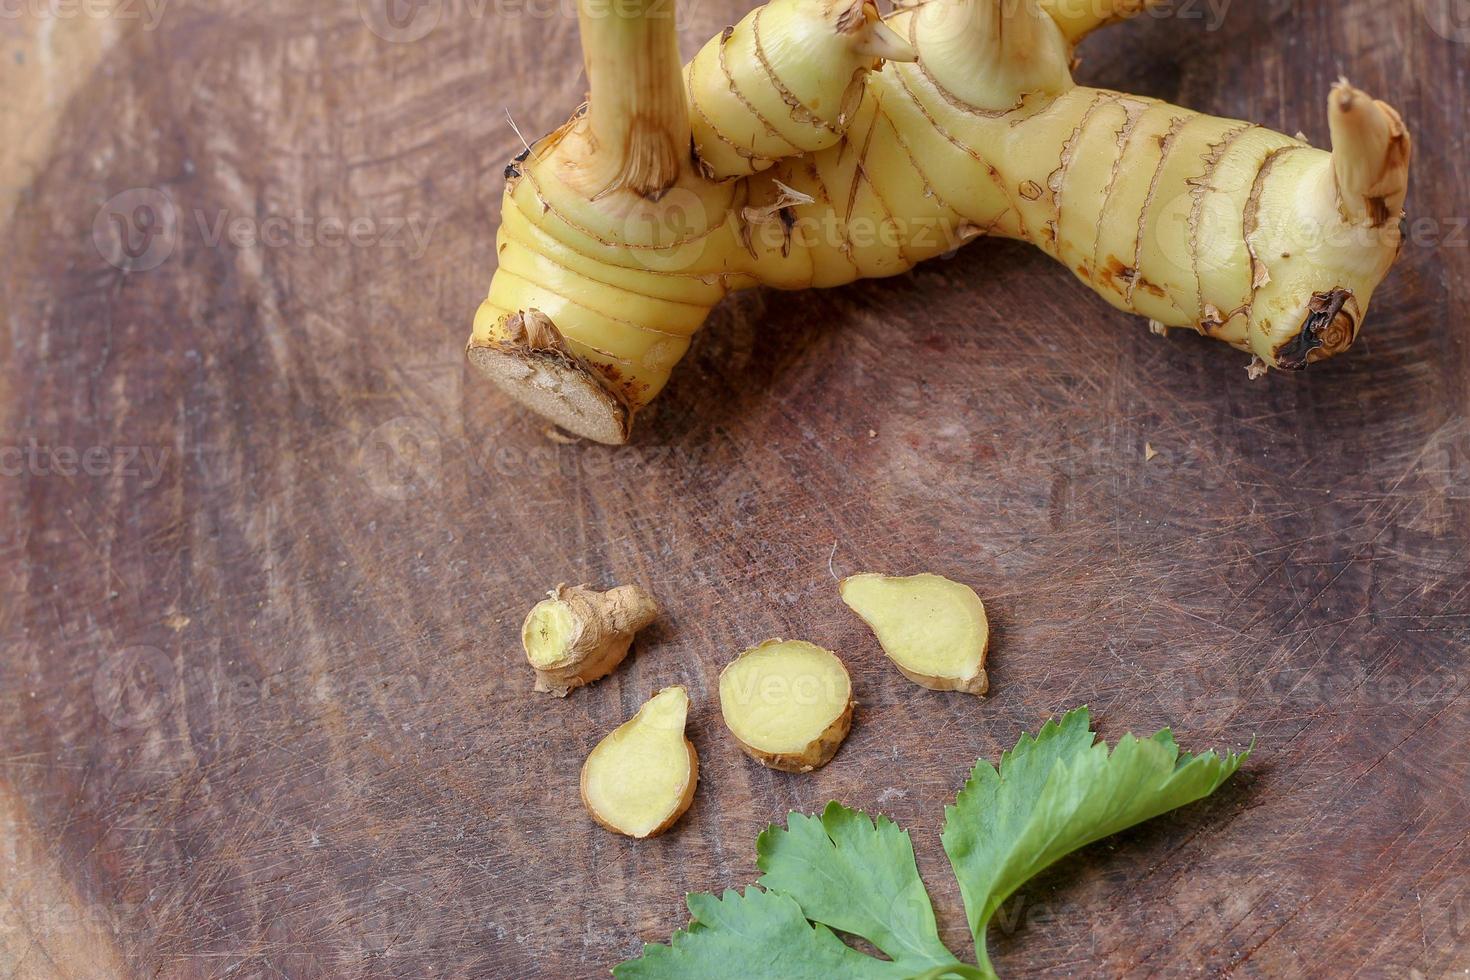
523, 599, 576, 667
719, 641, 850, 755
840, 573, 988, 684
581, 686, 694, 838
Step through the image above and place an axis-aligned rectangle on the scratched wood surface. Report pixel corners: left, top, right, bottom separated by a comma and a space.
2, 0, 1468, 977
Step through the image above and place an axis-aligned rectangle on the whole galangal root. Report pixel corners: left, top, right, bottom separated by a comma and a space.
470, 0, 1411, 443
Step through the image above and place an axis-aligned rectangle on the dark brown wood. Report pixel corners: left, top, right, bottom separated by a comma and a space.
2, 2, 1468, 977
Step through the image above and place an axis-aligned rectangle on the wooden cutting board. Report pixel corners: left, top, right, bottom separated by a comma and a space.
2, 1, 1467, 976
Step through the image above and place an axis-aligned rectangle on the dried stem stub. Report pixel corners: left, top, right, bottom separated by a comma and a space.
1329, 79, 1411, 227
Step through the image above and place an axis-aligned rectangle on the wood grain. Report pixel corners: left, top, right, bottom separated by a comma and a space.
2, 0, 1468, 977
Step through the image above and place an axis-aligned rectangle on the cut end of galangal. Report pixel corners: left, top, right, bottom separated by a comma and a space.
840, 572, 990, 695
522, 583, 659, 697
580, 686, 698, 838
718, 639, 854, 773
468, 309, 631, 445
524, 595, 579, 669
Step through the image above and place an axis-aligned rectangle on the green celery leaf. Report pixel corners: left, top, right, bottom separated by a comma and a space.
756, 802, 961, 973
615, 706, 1247, 980
940, 706, 1248, 971
613, 887, 912, 980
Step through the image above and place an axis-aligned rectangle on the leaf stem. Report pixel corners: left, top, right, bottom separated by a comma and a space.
909, 963, 994, 980
576, 0, 689, 198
